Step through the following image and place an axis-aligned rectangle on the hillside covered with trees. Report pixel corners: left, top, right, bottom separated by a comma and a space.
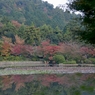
0, 0, 77, 29
0, 0, 95, 65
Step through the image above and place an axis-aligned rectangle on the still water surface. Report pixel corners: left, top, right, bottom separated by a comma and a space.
0, 74, 95, 95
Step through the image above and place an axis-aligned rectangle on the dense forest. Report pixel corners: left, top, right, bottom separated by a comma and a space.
0, 0, 77, 29
0, 0, 95, 65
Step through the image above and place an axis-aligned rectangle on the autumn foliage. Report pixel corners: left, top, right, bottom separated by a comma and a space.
38, 40, 60, 60
1, 74, 95, 91
0, 42, 11, 56
80, 46, 95, 56
15, 35, 25, 45
11, 20, 21, 28
11, 44, 33, 56
2, 75, 34, 91
1, 35, 95, 63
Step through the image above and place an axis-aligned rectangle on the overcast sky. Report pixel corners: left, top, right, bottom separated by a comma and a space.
42, 0, 68, 7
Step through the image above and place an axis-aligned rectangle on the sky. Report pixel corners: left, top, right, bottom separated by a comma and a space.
42, 0, 82, 14
42, 0, 68, 7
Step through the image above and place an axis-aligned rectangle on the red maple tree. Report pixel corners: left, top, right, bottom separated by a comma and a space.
11, 44, 33, 56
38, 40, 60, 61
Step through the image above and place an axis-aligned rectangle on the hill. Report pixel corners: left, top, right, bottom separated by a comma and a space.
0, 0, 77, 29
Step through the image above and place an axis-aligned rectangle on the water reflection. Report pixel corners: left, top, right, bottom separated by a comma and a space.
0, 74, 95, 95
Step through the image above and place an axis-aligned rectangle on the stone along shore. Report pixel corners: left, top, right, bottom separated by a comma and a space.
0, 61, 95, 75
0, 67, 95, 75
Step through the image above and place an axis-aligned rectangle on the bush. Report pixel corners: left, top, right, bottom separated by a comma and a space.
84, 58, 95, 64
2, 55, 26, 61
53, 54, 65, 64
84, 59, 92, 64
88, 58, 95, 64
63, 60, 76, 64
31, 56, 39, 61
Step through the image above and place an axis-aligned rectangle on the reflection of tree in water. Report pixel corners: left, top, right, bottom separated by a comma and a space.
0, 74, 95, 95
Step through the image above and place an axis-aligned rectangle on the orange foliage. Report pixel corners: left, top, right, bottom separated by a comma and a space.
1, 42, 11, 56
2, 36, 12, 43
11, 20, 21, 28
2, 76, 13, 90
15, 35, 25, 45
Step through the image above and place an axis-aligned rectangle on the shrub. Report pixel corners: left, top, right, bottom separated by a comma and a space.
63, 60, 76, 64
53, 54, 65, 64
84, 59, 92, 64
31, 56, 39, 61
84, 58, 95, 64
2, 55, 26, 61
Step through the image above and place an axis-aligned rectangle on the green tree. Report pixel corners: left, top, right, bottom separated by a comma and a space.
40, 25, 64, 44
0, 22, 16, 44
68, 0, 95, 44
63, 20, 81, 42
40, 24, 54, 41
1, 17, 10, 24
53, 26, 64, 44
17, 24, 26, 38
24, 25, 41, 45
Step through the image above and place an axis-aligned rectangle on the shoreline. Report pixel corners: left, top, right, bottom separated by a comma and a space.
0, 67, 95, 75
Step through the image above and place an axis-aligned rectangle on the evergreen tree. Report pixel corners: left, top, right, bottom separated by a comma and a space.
68, 0, 95, 44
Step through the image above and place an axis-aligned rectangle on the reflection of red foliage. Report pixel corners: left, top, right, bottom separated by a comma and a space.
2, 75, 34, 91
39, 75, 59, 86
2, 76, 13, 90
11, 75, 25, 83
11, 75, 25, 91
38, 74, 70, 87
2, 74, 95, 91
80, 74, 95, 81
1, 74, 76, 90
24, 75, 34, 82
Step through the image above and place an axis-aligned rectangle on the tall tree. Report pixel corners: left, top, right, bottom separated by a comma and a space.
24, 25, 41, 45
63, 20, 81, 42
1, 22, 16, 44
40, 25, 64, 44
68, 0, 95, 44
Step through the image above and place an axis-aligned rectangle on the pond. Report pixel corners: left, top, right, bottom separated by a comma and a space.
0, 73, 95, 95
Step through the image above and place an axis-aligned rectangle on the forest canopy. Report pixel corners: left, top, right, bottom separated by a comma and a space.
68, 0, 95, 44
0, 0, 77, 29
0, 0, 95, 64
